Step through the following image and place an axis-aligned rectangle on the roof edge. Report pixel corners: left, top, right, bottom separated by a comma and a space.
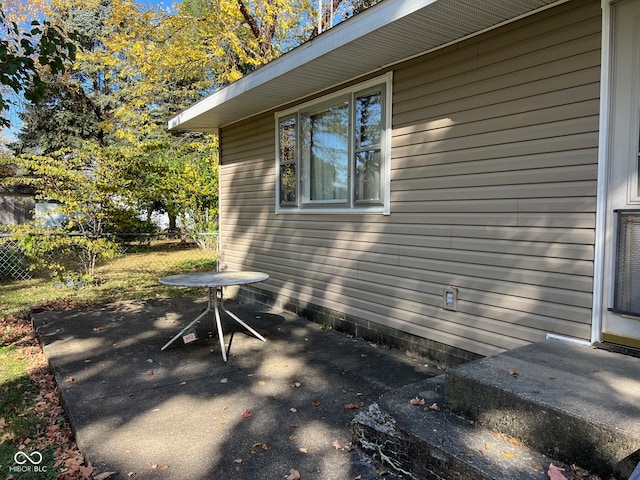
168, 0, 439, 131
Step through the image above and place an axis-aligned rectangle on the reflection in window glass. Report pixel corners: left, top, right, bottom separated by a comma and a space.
279, 116, 297, 204
280, 163, 296, 203
355, 150, 381, 202
302, 101, 349, 202
356, 92, 382, 148
355, 91, 382, 203
637, 120, 640, 197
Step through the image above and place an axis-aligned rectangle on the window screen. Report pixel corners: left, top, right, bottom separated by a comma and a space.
613, 210, 640, 316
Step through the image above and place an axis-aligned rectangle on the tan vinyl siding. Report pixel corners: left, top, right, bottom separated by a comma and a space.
218, 0, 601, 358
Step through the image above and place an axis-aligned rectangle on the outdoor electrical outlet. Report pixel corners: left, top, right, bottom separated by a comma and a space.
443, 287, 458, 311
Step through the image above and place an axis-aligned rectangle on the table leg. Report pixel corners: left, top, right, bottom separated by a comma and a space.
220, 294, 267, 342
212, 286, 228, 362
161, 301, 211, 351
213, 287, 267, 362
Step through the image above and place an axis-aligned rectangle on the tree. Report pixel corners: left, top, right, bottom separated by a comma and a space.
154, 135, 219, 244
14, 0, 117, 154
5, 0, 382, 283
0, 5, 78, 129
9, 147, 124, 281
106, 0, 380, 137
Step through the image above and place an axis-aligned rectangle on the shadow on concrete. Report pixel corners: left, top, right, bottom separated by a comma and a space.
34, 296, 439, 479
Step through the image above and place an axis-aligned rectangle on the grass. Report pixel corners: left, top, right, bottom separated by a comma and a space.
0, 243, 217, 478
0, 315, 64, 479
1, 243, 217, 316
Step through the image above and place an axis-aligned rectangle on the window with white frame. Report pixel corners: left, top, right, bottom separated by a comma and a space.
276, 74, 391, 214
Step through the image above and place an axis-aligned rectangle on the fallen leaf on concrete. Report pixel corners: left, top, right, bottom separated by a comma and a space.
287, 468, 301, 480
493, 431, 524, 446
220, 378, 228, 383
548, 463, 567, 480
428, 402, 441, 411
502, 452, 515, 458
311, 399, 321, 407
507, 436, 524, 446
93, 472, 116, 480
344, 402, 359, 410
150, 464, 169, 470
242, 410, 251, 418
332, 440, 343, 450
409, 396, 425, 405
66, 376, 75, 383
299, 447, 308, 454
251, 442, 268, 453
508, 369, 519, 378
77, 462, 95, 478
146, 370, 153, 376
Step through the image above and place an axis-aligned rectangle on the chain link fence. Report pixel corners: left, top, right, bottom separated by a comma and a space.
0, 234, 33, 281
0, 232, 219, 282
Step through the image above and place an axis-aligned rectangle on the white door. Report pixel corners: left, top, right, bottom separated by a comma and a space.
602, 0, 640, 347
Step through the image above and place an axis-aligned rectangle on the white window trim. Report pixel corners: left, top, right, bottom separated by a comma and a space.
275, 72, 392, 215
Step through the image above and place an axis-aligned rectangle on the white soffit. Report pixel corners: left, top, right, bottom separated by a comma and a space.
168, 0, 565, 132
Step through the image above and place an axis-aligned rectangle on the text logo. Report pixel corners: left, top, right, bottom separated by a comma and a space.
9, 451, 47, 473
14, 451, 43, 465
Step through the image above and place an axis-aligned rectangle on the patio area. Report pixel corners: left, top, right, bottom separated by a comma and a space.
33, 296, 438, 479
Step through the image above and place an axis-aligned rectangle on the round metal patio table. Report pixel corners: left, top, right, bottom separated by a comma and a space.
159, 271, 269, 362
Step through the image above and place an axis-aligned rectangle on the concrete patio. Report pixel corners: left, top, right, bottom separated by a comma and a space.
33, 296, 438, 479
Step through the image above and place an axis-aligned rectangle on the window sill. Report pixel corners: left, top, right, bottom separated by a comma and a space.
276, 206, 390, 215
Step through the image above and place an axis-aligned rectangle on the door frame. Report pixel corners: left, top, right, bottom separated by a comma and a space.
594, 0, 640, 348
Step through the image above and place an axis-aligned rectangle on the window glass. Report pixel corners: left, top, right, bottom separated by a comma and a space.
354, 90, 382, 203
355, 150, 381, 202
355, 92, 382, 148
279, 116, 297, 204
637, 118, 640, 197
302, 101, 349, 202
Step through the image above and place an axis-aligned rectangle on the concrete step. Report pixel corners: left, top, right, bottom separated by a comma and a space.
351, 376, 569, 480
445, 339, 640, 479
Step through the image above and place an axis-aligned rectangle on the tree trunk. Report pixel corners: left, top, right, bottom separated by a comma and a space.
168, 213, 177, 232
